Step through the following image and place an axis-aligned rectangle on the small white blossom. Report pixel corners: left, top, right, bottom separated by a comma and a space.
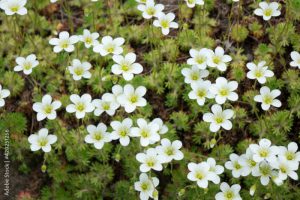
0, 84, 10, 108
49, 31, 79, 53
151, 118, 168, 135
207, 46, 232, 71
203, 104, 234, 132
110, 118, 134, 146
181, 66, 209, 84
112, 53, 143, 81
254, 2, 280, 21
131, 118, 160, 146
0, 0, 27, 15
84, 123, 111, 149
78, 29, 99, 48
32, 94, 62, 121
68, 59, 92, 81
249, 138, 279, 163
117, 84, 147, 113
210, 77, 238, 104
252, 161, 275, 185
93, 36, 125, 56
215, 182, 242, 200
187, 48, 213, 69
188, 80, 215, 106
239, 148, 259, 176
137, 1, 164, 19
136, 148, 164, 172
111, 84, 123, 107
92, 93, 119, 116
66, 94, 95, 119
206, 158, 224, 184
246, 61, 274, 84
28, 128, 57, 153
271, 158, 298, 181
153, 12, 178, 35
14, 54, 39, 75
278, 142, 300, 169
134, 173, 159, 200
254, 86, 281, 111
225, 153, 247, 178
185, 0, 204, 8
156, 138, 184, 163
290, 51, 300, 69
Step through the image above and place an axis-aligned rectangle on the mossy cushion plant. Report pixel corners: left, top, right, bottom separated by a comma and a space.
0, 0, 300, 199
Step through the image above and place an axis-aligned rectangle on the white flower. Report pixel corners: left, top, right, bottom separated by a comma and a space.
249, 138, 279, 163
184, 0, 204, 8
136, 148, 164, 172
271, 158, 298, 181
49, 31, 79, 53
137, 1, 164, 19
153, 12, 178, 35
203, 104, 234, 132
110, 118, 134, 146
84, 123, 111, 149
151, 118, 168, 134
112, 53, 143, 81
210, 77, 238, 104
131, 118, 160, 146
232, 0, 239, 2
252, 161, 275, 185
181, 66, 209, 84
254, 2, 280, 21
206, 158, 224, 184
254, 86, 281, 111
93, 36, 125, 56
14, 54, 39, 75
68, 59, 92, 81
92, 93, 119, 116
66, 94, 95, 119
117, 84, 147, 113
290, 51, 300, 69
188, 80, 215, 106
78, 29, 99, 48
50, 0, 58, 3
28, 128, 57, 153
187, 162, 220, 188
207, 46, 232, 71
225, 153, 247, 178
134, 173, 159, 200
0, 85, 10, 108
215, 182, 242, 200
246, 61, 274, 84
32, 94, 62, 121
0, 0, 27, 15
187, 48, 213, 69
156, 138, 184, 163
278, 142, 300, 168
111, 84, 123, 108
239, 148, 259, 176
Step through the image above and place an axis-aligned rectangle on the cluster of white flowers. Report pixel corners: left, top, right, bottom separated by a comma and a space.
136, 0, 178, 35
225, 138, 299, 190
182, 47, 236, 132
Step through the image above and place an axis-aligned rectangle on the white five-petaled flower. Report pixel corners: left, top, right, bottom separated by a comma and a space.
131, 118, 160, 146
206, 158, 224, 184
137, 1, 164, 19
136, 148, 164, 172
184, 0, 204, 8
203, 104, 234, 132
153, 12, 178, 35
68, 59, 92, 81
112, 53, 143, 81
215, 182, 242, 200
210, 77, 238, 104
111, 84, 123, 108
278, 142, 300, 168
14, 54, 39, 75
28, 128, 57, 153
156, 138, 184, 163
290, 51, 300, 69
181, 66, 209, 84
188, 80, 215, 106
225, 153, 247, 178
66, 94, 95, 119
0, 84, 10, 108
92, 93, 118, 116
117, 84, 147, 113
78, 29, 99, 48
252, 161, 275, 185
110, 118, 134, 146
84, 123, 111, 149
187, 162, 220, 188
32, 94, 62, 121
151, 118, 168, 135
0, 0, 27, 15
246, 61, 274, 84
207, 46, 232, 71
254, 86, 281, 111
239, 148, 259, 176
254, 2, 281, 21
49, 31, 79, 53
134, 173, 159, 200
93, 36, 125, 56
249, 138, 279, 163
187, 48, 213, 69
271, 158, 299, 181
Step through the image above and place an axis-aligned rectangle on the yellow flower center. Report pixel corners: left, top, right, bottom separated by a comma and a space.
260, 165, 271, 175
23, 62, 32, 70
102, 102, 110, 110
190, 73, 199, 81
85, 37, 93, 44
44, 105, 53, 114
196, 56, 206, 64
38, 138, 48, 147
165, 147, 175, 156
11, 5, 20, 12
161, 20, 169, 29
140, 129, 150, 138
225, 191, 234, 200
146, 159, 155, 167
215, 116, 224, 124
212, 56, 221, 64
106, 44, 115, 53
280, 166, 287, 174
76, 102, 85, 112
146, 7, 155, 15
74, 67, 84, 76
263, 95, 273, 105
93, 132, 102, 141
286, 151, 295, 161
121, 63, 130, 71
264, 8, 273, 17
234, 161, 242, 170
60, 40, 69, 49
259, 149, 269, 158
195, 171, 204, 180
141, 182, 149, 191
130, 95, 138, 103
254, 70, 263, 78
197, 89, 206, 98
119, 128, 128, 137
219, 88, 229, 96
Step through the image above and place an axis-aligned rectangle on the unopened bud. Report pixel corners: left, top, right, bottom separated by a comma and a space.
41, 164, 47, 173
115, 153, 121, 162
210, 138, 217, 148
250, 184, 256, 196
178, 188, 185, 196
